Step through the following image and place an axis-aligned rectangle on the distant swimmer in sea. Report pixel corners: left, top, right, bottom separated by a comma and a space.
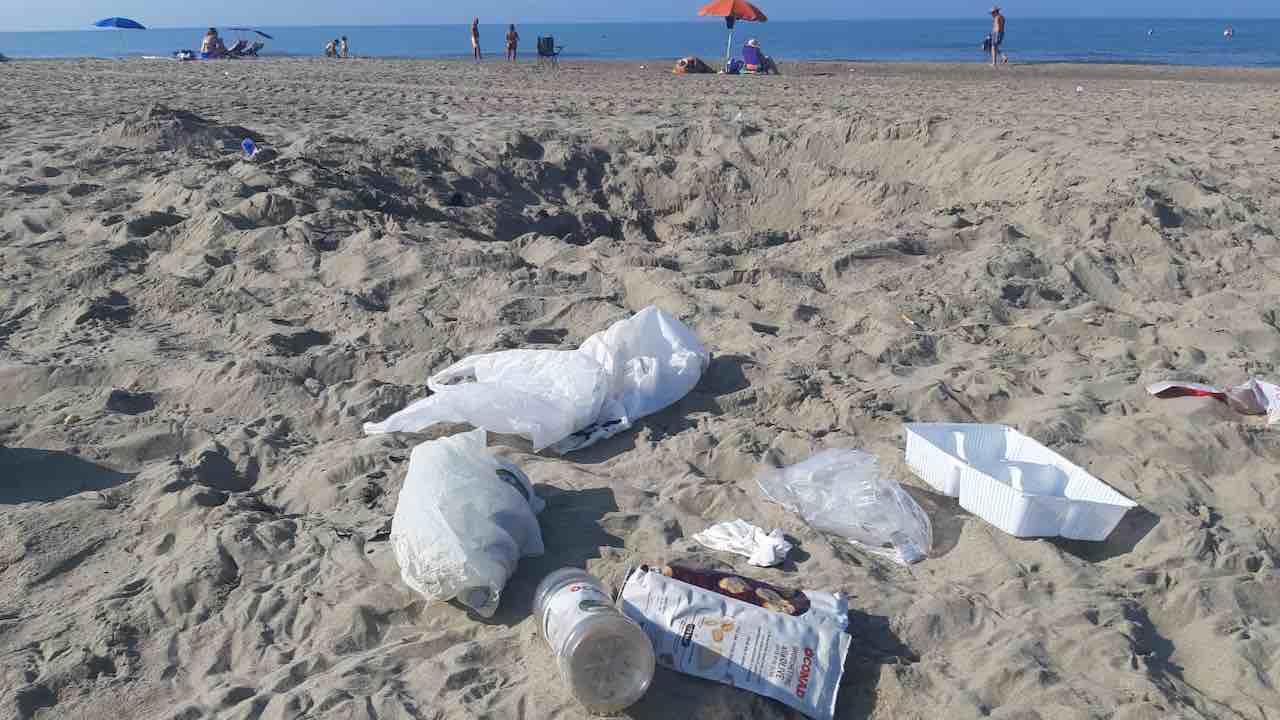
1224, 25, 1235, 39
471, 18, 482, 61
989, 6, 1006, 67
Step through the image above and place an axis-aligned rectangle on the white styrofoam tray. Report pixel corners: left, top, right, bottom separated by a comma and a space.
904, 423, 1136, 540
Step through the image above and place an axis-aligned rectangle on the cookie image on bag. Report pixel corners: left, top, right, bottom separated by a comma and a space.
718, 576, 748, 595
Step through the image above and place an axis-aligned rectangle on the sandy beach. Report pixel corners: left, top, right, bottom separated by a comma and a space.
3, 57, 1280, 719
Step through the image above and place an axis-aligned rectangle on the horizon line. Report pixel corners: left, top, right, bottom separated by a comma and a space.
2, 15, 1277, 33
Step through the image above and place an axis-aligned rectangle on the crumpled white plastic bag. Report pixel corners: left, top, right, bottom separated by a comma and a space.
692, 519, 793, 567
756, 449, 932, 565
1147, 378, 1280, 426
391, 429, 545, 617
364, 306, 710, 452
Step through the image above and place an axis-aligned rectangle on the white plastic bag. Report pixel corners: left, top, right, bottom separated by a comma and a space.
756, 449, 932, 565
692, 519, 793, 567
391, 429, 545, 617
364, 306, 710, 453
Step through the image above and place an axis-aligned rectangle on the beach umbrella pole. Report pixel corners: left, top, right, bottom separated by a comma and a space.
724, 17, 735, 69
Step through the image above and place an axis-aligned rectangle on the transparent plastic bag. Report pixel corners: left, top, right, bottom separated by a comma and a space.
391, 429, 545, 617
756, 449, 931, 565
365, 306, 710, 453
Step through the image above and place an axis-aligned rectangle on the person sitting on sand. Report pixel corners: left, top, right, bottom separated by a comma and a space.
471, 18, 482, 61
201, 28, 226, 59
340, 36, 350, 58
506, 25, 519, 62
743, 38, 779, 74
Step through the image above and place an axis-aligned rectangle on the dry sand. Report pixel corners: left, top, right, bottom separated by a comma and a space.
2, 57, 1280, 720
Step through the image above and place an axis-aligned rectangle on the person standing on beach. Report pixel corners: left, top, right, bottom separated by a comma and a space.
506, 24, 519, 62
471, 19, 482, 61
989, 7, 1006, 67
340, 36, 349, 58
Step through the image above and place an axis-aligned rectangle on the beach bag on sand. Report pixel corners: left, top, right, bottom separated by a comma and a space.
365, 306, 710, 453
391, 429, 545, 618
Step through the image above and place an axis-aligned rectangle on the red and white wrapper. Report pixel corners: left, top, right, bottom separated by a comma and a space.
1147, 378, 1280, 425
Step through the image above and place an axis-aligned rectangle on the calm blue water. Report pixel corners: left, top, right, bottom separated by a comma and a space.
1, 19, 1276, 67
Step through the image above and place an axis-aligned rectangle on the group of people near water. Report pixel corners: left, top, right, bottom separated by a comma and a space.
468, 19, 522, 62
211, 12, 1240, 66
323, 36, 350, 58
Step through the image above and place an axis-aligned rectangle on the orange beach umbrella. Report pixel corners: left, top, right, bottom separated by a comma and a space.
698, 0, 768, 69
698, 0, 767, 22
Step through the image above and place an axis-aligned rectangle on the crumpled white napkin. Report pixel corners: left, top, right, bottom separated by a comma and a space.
692, 519, 793, 567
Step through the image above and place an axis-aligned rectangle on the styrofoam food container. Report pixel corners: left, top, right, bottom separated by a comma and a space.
904, 423, 1136, 540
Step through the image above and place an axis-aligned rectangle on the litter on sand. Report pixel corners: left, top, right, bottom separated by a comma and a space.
620, 564, 850, 720
390, 429, 544, 618
905, 423, 1136, 540
365, 306, 710, 453
692, 519, 793, 567
534, 568, 655, 714
1147, 378, 1280, 425
756, 449, 932, 565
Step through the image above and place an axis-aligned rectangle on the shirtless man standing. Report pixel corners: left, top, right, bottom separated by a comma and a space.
990, 7, 1006, 67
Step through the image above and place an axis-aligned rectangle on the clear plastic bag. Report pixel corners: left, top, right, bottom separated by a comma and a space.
756, 449, 932, 565
365, 306, 710, 453
391, 429, 545, 617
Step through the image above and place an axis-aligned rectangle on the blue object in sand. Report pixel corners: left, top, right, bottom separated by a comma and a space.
242, 138, 258, 157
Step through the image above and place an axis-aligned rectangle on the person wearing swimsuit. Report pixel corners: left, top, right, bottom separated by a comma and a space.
471, 18, 481, 61
506, 25, 519, 62
990, 7, 1006, 67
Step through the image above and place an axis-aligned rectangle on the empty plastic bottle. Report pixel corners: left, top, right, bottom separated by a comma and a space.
534, 569, 655, 714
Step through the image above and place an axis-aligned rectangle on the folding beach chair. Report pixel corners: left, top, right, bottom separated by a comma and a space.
537, 36, 563, 67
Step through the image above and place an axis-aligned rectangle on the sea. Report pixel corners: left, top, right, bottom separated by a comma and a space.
0, 19, 1276, 67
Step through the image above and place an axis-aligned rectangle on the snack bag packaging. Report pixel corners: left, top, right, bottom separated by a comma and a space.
618, 565, 851, 720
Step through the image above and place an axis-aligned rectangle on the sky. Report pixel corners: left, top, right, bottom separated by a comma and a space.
2, 0, 1277, 31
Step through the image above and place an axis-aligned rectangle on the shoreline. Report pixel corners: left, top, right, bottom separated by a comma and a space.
7, 53, 1280, 70
8, 55, 1280, 82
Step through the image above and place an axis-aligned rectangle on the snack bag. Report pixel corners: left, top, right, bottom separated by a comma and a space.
619, 565, 851, 720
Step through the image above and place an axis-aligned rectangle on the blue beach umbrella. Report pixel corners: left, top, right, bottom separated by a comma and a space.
94, 17, 146, 30
93, 17, 146, 57
227, 27, 275, 40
